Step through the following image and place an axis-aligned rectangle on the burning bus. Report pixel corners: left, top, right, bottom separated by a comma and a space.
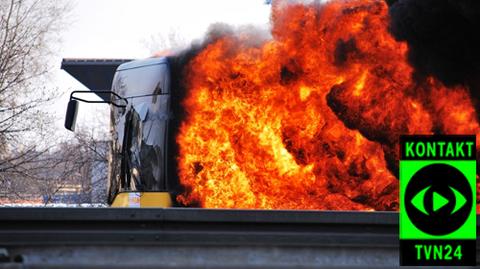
1, 0, 479, 267
63, 0, 480, 211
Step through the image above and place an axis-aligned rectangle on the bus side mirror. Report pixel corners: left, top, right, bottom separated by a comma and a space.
64, 90, 127, 132
64, 99, 79, 132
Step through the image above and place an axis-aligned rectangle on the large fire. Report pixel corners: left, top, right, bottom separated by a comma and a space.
175, 0, 480, 210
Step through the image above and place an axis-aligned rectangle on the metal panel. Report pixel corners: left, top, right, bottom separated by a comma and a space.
0, 208, 397, 246
0, 209, 478, 268
61, 59, 132, 101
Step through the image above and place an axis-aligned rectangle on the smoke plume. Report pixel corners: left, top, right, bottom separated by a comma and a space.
388, 0, 480, 100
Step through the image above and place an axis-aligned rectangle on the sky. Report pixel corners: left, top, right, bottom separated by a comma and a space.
52, 0, 271, 139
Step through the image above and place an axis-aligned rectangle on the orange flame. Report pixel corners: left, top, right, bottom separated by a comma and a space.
176, 0, 480, 210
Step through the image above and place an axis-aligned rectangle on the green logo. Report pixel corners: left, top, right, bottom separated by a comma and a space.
399, 135, 476, 266
411, 185, 467, 216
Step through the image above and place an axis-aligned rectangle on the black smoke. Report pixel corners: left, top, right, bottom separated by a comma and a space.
387, 0, 480, 99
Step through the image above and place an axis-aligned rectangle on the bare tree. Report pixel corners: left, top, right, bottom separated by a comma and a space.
40, 131, 109, 205
0, 0, 69, 149
69, 130, 109, 204
144, 27, 188, 56
0, 0, 72, 203
0, 128, 109, 205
